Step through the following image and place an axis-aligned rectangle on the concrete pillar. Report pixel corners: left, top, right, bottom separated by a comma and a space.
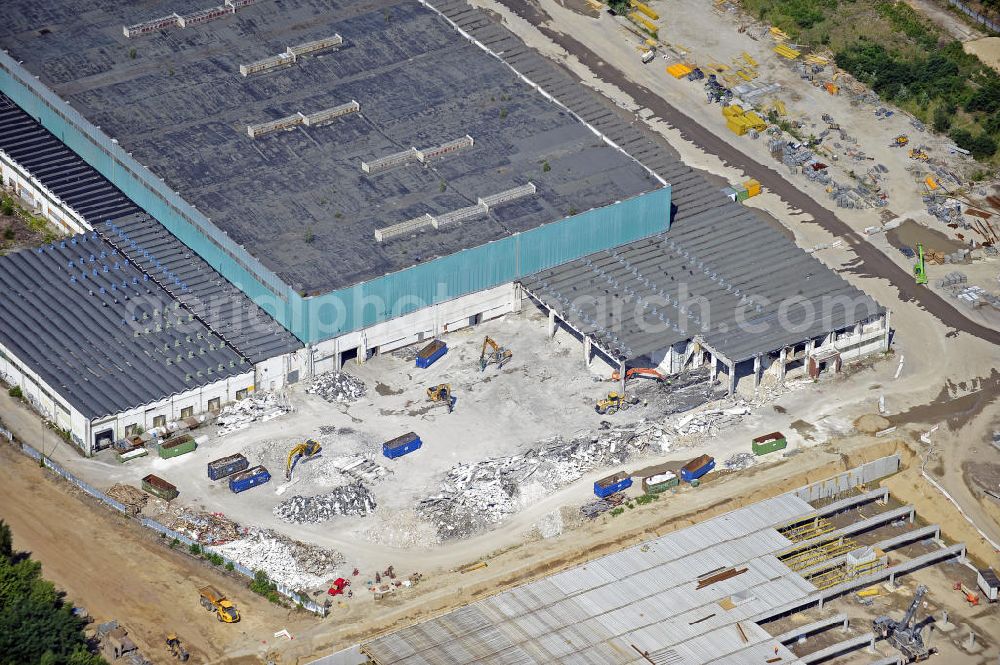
806, 339, 815, 356
583, 336, 593, 367
709, 354, 718, 382
548, 309, 557, 338
511, 283, 523, 313
753, 355, 762, 389
778, 347, 787, 381
881, 310, 891, 352
727, 360, 736, 396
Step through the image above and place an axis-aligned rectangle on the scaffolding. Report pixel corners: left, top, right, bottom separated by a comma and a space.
374, 214, 434, 243
780, 537, 859, 572
806, 553, 887, 590
301, 100, 359, 127
361, 148, 419, 174
779, 517, 835, 543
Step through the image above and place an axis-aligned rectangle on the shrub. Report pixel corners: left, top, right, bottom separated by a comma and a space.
225, 561, 235, 572
189, 543, 202, 556
169, 538, 180, 549
207, 552, 224, 566
609, 507, 625, 517
542, 160, 551, 172
8, 386, 22, 399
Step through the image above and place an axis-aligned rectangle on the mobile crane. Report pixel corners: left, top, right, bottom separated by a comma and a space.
914, 243, 928, 285
873, 584, 930, 661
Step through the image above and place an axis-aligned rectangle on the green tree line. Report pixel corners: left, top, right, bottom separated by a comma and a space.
0, 520, 106, 665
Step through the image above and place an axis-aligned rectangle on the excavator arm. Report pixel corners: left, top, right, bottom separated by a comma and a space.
285, 440, 322, 480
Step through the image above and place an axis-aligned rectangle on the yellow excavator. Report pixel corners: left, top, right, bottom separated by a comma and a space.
595, 392, 639, 415
285, 439, 322, 480
479, 336, 513, 371
426, 384, 455, 413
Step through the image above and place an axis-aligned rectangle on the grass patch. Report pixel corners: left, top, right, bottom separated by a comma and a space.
740, 0, 1000, 162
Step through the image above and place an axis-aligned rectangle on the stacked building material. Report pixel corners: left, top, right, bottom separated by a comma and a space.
215, 528, 344, 591
215, 392, 290, 436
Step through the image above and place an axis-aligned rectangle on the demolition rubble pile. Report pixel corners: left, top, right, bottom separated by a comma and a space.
306, 371, 367, 403
722, 452, 757, 472
418, 423, 663, 541
107, 484, 148, 515
274, 482, 377, 524
215, 392, 290, 436
663, 406, 751, 441
216, 529, 344, 591
159, 507, 244, 545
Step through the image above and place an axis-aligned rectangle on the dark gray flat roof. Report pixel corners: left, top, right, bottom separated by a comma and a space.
0, 233, 249, 419
0, 0, 658, 294
522, 205, 883, 363
0, 94, 303, 360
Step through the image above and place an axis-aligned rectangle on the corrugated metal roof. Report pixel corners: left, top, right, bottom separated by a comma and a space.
0, 232, 249, 419
363, 494, 816, 664
521, 207, 883, 364
0, 93, 302, 361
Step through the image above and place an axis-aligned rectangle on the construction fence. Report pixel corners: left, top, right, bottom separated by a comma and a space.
1, 422, 327, 616
794, 454, 901, 503
947, 0, 1000, 33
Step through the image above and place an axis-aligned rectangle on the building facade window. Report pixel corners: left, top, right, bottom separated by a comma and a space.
152, 415, 166, 429
124, 423, 141, 436
236, 388, 249, 400
208, 397, 221, 412
180, 406, 194, 419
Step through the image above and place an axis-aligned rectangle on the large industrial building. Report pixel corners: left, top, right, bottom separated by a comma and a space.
0, 0, 888, 454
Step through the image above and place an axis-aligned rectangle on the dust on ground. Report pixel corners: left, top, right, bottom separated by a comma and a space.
964, 36, 1000, 73
790, 418, 818, 440
0, 443, 314, 664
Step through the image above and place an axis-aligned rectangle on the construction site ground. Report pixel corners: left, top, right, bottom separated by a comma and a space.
2, 0, 1000, 662
0, 442, 312, 665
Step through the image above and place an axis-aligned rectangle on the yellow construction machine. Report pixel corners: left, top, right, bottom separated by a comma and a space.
908, 147, 928, 161
595, 392, 639, 415
426, 383, 455, 413
164, 633, 190, 661
198, 586, 240, 623
286, 439, 322, 480
478, 336, 513, 372
892, 134, 909, 147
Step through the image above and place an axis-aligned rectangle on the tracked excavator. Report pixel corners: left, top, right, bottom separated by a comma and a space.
478, 336, 512, 371
285, 439, 322, 480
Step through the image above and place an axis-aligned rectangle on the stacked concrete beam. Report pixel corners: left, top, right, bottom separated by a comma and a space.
241, 35, 343, 77
246, 112, 305, 138
123, 14, 181, 38
177, 5, 233, 28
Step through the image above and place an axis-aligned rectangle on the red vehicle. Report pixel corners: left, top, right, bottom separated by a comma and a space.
328, 578, 351, 596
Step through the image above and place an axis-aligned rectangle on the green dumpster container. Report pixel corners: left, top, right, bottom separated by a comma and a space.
752, 431, 787, 456
159, 433, 197, 459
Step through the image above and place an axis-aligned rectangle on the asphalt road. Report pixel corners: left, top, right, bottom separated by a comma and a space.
499, 0, 1000, 347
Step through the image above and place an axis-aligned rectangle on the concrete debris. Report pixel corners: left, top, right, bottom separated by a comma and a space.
722, 452, 757, 471
215, 392, 290, 437
159, 508, 244, 545
107, 483, 148, 515
306, 371, 366, 403
215, 528, 344, 591
389, 345, 420, 362
666, 407, 750, 438
580, 493, 626, 519
418, 422, 662, 541
329, 455, 391, 483
274, 482, 378, 524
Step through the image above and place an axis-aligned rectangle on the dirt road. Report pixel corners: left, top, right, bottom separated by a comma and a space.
497, 0, 1000, 347
0, 443, 313, 664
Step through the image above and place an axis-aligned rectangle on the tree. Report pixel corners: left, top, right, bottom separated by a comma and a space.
0, 521, 106, 665
932, 105, 951, 133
